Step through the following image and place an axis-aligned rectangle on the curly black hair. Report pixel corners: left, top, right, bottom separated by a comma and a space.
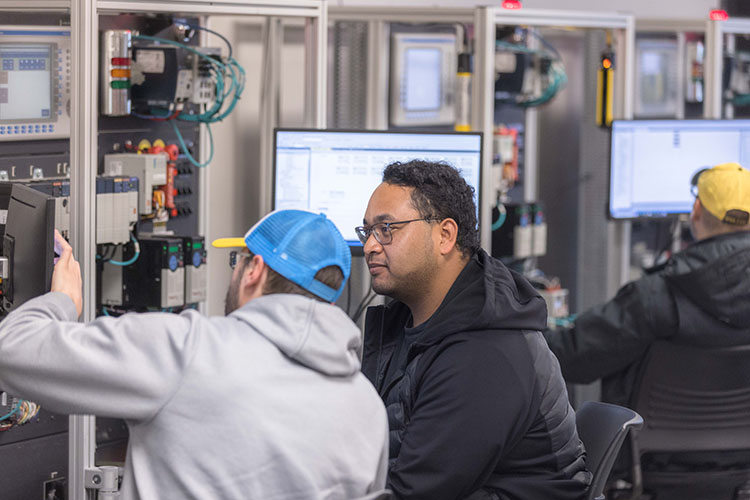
382, 160, 480, 257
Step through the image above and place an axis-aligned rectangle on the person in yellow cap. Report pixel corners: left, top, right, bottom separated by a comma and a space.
545, 162, 750, 498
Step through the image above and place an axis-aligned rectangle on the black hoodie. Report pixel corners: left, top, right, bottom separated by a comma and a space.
363, 250, 590, 500
546, 230, 750, 408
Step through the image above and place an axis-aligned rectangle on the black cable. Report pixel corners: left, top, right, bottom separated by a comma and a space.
655, 219, 679, 262
525, 28, 562, 61
186, 24, 233, 58
97, 244, 117, 263
345, 277, 352, 315
351, 290, 378, 324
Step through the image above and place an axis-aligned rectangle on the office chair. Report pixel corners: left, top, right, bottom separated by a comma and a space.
627, 341, 750, 500
576, 401, 643, 500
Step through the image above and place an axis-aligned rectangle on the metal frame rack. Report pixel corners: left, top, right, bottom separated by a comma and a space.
705, 17, 750, 119
473, 8, 635, 283
329, 4, 635, 293
0, 1, 327, 498
635, 19, 707, 120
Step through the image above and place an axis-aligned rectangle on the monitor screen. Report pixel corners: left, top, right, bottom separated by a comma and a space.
2, 183, 55, 311
609, 119, 750, 219
404, 48, 442, 111
273, 129, 482, 247
0, 43, 53, 121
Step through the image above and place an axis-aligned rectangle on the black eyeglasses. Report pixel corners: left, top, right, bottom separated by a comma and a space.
229, 250, 248, 269
354, 218, 440, 246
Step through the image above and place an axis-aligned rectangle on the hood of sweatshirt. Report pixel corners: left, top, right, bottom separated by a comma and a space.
367, 249, 548, 350
231, 294, 362, 377
664, 230, 750, 328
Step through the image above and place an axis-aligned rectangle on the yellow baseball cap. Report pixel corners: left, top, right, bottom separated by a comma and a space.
694, 163, 750, 226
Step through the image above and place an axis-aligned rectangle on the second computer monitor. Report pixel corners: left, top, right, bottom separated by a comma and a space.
273, 129, 482, 249
609, 119, 750, 219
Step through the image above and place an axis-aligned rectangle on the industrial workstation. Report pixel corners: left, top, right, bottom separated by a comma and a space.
0, 0, 748, 498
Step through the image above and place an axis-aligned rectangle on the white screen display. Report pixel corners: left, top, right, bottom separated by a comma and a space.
404, 48, 441, 111
274, 130, 482, 246
610, 120, 750, 218
0, 43, 52, 121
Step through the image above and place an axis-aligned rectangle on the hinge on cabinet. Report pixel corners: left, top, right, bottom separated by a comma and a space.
84, 466, 122, 499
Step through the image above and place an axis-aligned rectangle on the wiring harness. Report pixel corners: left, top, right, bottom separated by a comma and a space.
495, 29, 567, 107
0, 398, 41, 431
131, 25, 246, 168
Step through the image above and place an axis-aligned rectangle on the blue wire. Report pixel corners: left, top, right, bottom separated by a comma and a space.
108, 234, 140, 267
170, 120, 214, 168
492, 204, 507, 231
0, 400, 23, 422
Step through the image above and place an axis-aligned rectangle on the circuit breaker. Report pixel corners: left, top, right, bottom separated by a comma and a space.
96, 176, 139, 245
181, 235, 206, 304
103, 154, 167, 215
102, 236, 184, 309
127, 236, 184, 308
531, 203, 547, 257
492, 203, 533, 259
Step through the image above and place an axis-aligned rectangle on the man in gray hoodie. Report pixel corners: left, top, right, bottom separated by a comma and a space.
0, 209, 389, 500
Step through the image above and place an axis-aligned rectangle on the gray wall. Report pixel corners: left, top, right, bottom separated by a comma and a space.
205, 18, 308, 316
536, 32, 585, 312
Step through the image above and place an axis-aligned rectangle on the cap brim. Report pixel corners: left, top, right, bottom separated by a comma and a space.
212, 237, 247, 248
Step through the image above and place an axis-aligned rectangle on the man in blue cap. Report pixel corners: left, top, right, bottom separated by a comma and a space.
0, 209, 389, 500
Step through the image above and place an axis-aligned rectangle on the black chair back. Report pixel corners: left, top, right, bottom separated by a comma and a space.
632, 341, 750, 455
577, 401, 643, 500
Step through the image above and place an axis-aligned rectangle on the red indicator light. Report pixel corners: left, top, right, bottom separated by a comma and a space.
710, 9, 729, 21
602, 58, 612, 69
502, 0, 522, 10
111, 57, 130, 66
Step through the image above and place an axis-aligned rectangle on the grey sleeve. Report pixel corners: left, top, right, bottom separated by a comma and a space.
0, 292, 199, 421
544, 274, 677, 384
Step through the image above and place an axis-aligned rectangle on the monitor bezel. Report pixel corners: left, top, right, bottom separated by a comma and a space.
272, 127, 484, 256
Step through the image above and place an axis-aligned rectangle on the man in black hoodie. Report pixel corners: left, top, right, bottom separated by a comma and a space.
357, 160, 590, 500
545, 163, 750, 409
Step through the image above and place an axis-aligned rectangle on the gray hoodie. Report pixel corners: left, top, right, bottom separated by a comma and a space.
0, 292, 389, 500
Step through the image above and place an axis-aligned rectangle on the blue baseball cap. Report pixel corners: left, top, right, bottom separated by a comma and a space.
213, 209, 351, 302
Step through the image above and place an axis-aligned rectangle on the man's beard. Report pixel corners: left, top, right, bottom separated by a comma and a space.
224, 273, 242, 315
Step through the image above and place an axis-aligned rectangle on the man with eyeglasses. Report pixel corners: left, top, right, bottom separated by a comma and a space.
357, 160, 590, 500
0, 209, 389, 500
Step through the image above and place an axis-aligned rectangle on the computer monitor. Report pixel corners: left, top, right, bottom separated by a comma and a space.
609, 119, 750, 219
273, 129, 482, 250
389, 33, 457, 127
0, 26, 72, 141
2, 183, 56, 312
